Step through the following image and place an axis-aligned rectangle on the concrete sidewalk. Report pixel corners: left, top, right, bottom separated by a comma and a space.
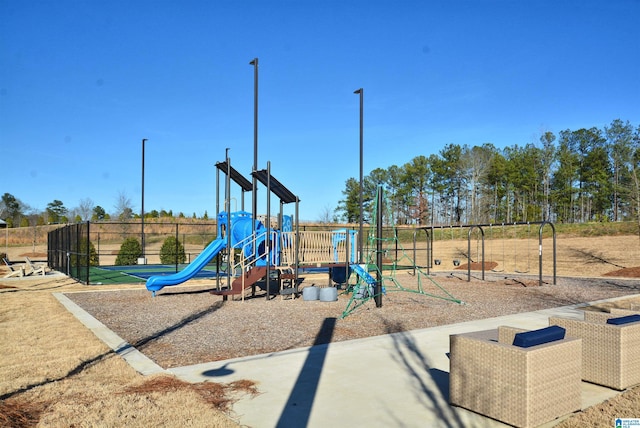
56, 293, 637, 428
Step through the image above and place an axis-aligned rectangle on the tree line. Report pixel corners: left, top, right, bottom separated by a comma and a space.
0, 191, 211, 228
336, 119, 640, 227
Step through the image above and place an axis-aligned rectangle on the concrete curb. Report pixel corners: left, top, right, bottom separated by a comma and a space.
53, 292, 165, 376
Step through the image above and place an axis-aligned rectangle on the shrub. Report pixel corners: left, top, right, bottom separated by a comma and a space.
115, 238, 142, 265
87, 241, 99, 266
71, 241, 100, 267
160, 236, 186, 264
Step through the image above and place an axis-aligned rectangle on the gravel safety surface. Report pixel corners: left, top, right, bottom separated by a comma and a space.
65, 272, 640, 369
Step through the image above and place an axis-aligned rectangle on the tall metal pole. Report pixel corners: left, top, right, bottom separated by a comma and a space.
250, 58, 258, 242
215, 165, 220, 289
266, 161, 271, 301
141, 138, 147, 260
225, 150, 231, 290
215, 167, 220, 219
354, 88, 364, 263
375, 186, 383, 308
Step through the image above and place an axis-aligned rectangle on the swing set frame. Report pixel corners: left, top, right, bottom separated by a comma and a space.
413, 221, 557, 287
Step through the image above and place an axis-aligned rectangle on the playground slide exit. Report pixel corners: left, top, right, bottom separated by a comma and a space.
145, 237, 226, 294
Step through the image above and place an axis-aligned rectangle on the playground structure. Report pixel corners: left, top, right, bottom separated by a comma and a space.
145, 156, 365, 300
144, 158, 463, 316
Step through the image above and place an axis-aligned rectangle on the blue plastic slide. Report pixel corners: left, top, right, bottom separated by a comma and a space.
350, 264, 376, 284
350, 264, 386, 298
146, 238, 226, 295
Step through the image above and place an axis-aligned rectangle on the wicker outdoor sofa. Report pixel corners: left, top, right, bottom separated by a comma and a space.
449, 326, 582, 428
609, 307, 640, 316
550, 310, 640, 390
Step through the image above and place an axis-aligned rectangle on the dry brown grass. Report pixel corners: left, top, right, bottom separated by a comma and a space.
0, 277, 248, 427
121, 376, 258, 413
0, 400, 43, 428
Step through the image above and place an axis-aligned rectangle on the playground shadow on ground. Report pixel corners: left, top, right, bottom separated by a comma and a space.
382, 320, 463, 428
275, 317, 336, 427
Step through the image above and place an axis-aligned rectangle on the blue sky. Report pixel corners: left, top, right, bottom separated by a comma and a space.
1, 0, 639, 222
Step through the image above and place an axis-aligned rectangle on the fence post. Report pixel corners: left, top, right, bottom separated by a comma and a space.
175, 223, 179, 272
85, 221, 90, 284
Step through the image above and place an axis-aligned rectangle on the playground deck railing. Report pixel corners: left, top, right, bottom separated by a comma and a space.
279, 230, 357, 266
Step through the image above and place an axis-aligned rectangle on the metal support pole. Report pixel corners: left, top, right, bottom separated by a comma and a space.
375, 186, 383, 308
225, 152, 232, 290
141, 138, 147, 259
466, 226, 485, 282
216, 167, 220, 218
354, 88, 364, 263
412, 230, 418, 276
539, 221, 557, 286
215, 166, 220, 289
279, 200, 284, 269
266, 161, 271, 300
250, 58, 258, 242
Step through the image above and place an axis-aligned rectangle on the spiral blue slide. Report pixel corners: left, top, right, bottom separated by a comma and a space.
145, 238, 226, 295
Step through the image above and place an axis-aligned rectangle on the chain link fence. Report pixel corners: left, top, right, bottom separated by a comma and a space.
48, 220, 218, 284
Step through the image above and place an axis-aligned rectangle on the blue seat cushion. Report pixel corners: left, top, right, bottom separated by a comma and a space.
606, 314, 640, 325
512, 325, 566, 348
